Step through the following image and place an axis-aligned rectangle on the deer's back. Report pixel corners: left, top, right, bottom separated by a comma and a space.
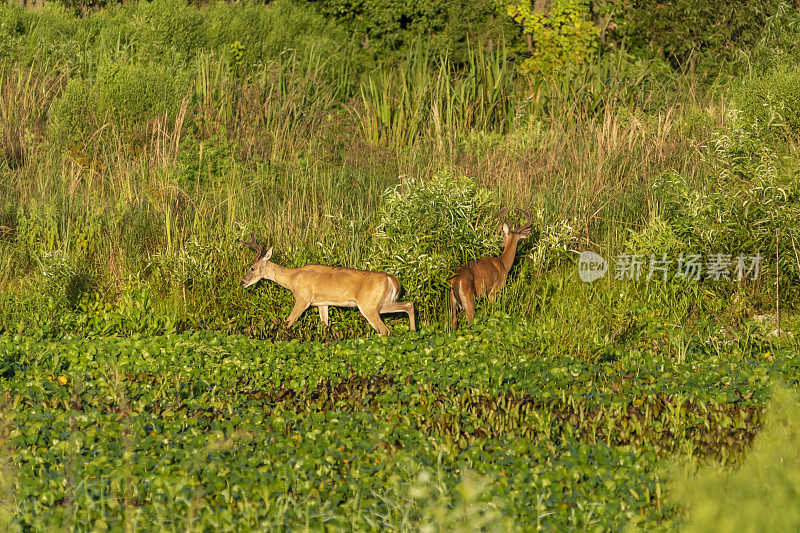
293, 264, 394, 302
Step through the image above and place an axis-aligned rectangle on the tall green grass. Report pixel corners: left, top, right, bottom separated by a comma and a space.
0, 54, 719, 339
359, 45, 516, 149
2, 0, 796, 340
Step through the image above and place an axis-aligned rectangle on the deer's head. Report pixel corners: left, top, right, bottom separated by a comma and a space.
499, 207, 533, 248
241, 233, 275, 288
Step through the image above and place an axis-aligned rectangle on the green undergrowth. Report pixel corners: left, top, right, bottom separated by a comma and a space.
1, 403, 671, 531
672, 386, 800, 533
1, 317, 799, 529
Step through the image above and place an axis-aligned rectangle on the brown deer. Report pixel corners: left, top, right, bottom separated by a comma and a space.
449, 208, 532, 329
241, 233, 415, 335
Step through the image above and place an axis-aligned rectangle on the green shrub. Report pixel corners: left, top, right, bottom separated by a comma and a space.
626, 166, 800, 303
605, 0, 785, 73
0, 3, 27, 40
736, 67, 800, 143
52, 0, 123, 16
522, 213, 575, 273
128, 0, 205, 59
204, 0, 350, 70
48, 59, 190, 151
300, 0, 514, 62
368, 173, 502, 320
624, 215, 694, 266
94, 60, 187, 131
745, 3, 800, 73
504, 0, 600, 76
47, 77, 92, 150
672, 386, 800, 532
20, 3, 82, 64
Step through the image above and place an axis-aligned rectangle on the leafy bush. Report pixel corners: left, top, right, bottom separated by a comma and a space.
49, 59, 189, 151
128, 0, 205, 59
605, 0, 785, 73
204, 0, 350, 70
369, 173, 501, 320
625, 162, 800, 303
51, 0, 123, 15
0, 3, 26, 40
672, 386, 800, 532
505, 0, 600, 76
624, 215, 694, 266
744, 3, 800, 73
523, 214, 575, 272
17, 3, 83, 64
736, 67, 800, 143
34, 250, 77, 295
46, 77, 91, 149
300, 0, 514, 62
93, 60, 188, 132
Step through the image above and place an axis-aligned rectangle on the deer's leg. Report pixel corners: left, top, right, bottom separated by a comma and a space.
449, 289, 460, 329
358, 306, 390, 336
455, 282, 476, 324
463, 300, 476, 323
285, 299, 310, 328
380, 301, 416, 332
318, 305, 329, 326
404, 301, 416, 331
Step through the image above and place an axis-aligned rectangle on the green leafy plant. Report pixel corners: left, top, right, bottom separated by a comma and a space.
369, 173, 501, 321
672, 386, 800, 533
505, 0, 600, 76
298, 0, 512, 62
48, 59, 189, 152
605, 0, 785, 73
2, 320, 798, 529
736, 66, 800, 143
128, 0, 205, 59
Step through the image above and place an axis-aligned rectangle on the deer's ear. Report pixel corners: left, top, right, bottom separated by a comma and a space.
262, 247, 274, 261
501, 223, 510, 235
518, 226, 532, 238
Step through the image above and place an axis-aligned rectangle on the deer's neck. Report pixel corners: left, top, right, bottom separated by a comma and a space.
498, 237, 521, 273
266, 263, 297, 290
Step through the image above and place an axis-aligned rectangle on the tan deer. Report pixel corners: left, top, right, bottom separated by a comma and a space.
449, 208, 532, 329
241, 233, 415, 335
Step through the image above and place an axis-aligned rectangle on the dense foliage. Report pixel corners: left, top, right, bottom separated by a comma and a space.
673, 386, 800, 533
506, 0, 599, 75
2, 0, 800, 530
2, 317, 798, 529
605, 0, 787, 72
